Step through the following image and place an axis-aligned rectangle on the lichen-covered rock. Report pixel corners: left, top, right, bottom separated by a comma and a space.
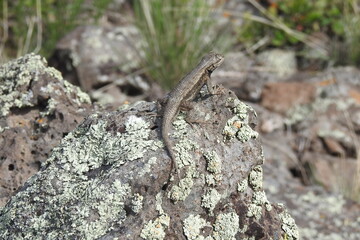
0, 53, 92, 207
0, 66, 298, 239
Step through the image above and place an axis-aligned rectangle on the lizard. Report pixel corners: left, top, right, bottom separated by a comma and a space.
161, 52, 224, 181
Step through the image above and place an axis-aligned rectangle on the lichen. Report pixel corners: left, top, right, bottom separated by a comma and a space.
47, 115, 155, 175
131, 193, 144, 214
174, 138, 199, 168
76, 179, 131, 238
168, 167, 195, 202
183, 214, 211, 240
236, 124, 259, 143
246, 166, 272, 220
252, 191, 271, 210
212, 212, 239, 240
204, 151, 223, 186
201, 188, 221, 214
279, 206, 299, 240
165, 113, 203, 202
205, 175, 216, 186
223, 98, 258, 142
140, 214, 170, 240
204, 151, 222, 174
0, 125, 9, 133
248, 166, 263, 191
247, 191, 272, 220
63, 80, 91, 104
246, 203, 263, 220
172, 115, 199, 168
237, 179, 248, 193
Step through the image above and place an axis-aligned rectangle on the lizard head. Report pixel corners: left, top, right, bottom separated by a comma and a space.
202, 52, 224, 73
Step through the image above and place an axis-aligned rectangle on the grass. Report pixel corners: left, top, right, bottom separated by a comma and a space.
0, 0, 111, 64
133, 0, 232, 90
336, 2, 360, 65
234, 0, 360, 67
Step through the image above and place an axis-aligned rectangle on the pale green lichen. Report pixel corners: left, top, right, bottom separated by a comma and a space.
284, 104, 312, 126
140, 214, 170, 240
278, 206, 299, 240
131, 193, 144, 214
236, 124, 259, 143
168, 167, 195, 202
237, 179, 248, 193
63, 80, 91, 105
174, 138, 199, 168
246, 166, 270, 220
201, 188, 221, 214
248, 166, 263, 191
172, 115, 199, 168
49, 119, 120, 175
76, 179, 131, 238
204, 151, 222, 174
246, 204, 263, 220
160, 113, 199, 175
247, 191, 272, 218
183, 214, 211, 240
231, 99, 252, 119
252, 191, 270, 208
204, 151, 223, 186
212, 212, 239, 240
223, 98, 258, 142
165, 114, 202, 202
205, 175, 216, 186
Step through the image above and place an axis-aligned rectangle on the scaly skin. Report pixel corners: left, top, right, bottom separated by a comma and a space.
161, 52, 224, 181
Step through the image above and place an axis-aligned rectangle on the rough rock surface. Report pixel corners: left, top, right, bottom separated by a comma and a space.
263, 157, 360, 240
49, 25, 162, 108
0, 57, 298, 239
0, 54, 92, 207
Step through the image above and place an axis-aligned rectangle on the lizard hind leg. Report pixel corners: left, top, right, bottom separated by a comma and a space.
179, 100, 195, 112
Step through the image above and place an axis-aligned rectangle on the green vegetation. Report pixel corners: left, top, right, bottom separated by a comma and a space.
134, 0, 232, 90
239, 0, 360, 66
0, 0, 111, 63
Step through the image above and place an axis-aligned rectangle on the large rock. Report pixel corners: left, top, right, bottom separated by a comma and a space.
0, 54, 298, 239
0, 54, 92, 207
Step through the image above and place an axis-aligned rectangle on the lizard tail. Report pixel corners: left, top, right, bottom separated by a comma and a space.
161, 123, 180, 181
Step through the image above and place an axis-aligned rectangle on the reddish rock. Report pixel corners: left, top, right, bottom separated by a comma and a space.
261, 82, 316, 114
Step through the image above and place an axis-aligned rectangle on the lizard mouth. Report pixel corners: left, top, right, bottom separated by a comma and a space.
208, 58, 224, 73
